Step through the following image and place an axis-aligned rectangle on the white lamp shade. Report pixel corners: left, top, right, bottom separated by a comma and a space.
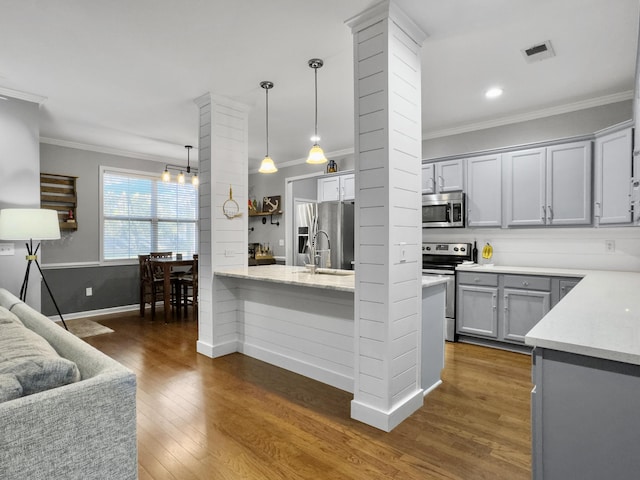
306, 144, 328, 164
0, 208, 61, 240
259, 156, 278, 173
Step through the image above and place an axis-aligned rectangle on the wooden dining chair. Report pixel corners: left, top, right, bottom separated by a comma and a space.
177, 254, 198, 318
138, 254, 165, 320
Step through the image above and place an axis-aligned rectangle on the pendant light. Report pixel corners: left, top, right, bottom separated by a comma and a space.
258, 81, 278, 174
306, 58, 327, 165
162, 145, 199, 185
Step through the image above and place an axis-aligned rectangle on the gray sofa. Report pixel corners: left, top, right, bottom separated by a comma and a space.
0, 288, 137, 480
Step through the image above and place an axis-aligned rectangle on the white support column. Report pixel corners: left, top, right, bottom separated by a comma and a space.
347, 0, 427, 431
194, 93, 249, 358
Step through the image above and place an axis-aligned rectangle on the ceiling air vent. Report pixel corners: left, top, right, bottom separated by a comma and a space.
521, 40, 555, 63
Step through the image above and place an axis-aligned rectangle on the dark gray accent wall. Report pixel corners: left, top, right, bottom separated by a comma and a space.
41, 264, 139, 316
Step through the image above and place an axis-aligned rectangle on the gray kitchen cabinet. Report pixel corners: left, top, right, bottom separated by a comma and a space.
456, 272, 498, 338
421, 163, 435, 194
594, 126, 633, 225
422, 159, 464, 194
532, 348, 640, 480
503, 141, 592, 227
457, 272, 556, 348
465, 153, 502, 227
550, 276, 582, 307
502, 288, 550, 343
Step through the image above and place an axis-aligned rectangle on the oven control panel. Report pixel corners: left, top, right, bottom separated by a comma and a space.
422, 242, 471, 256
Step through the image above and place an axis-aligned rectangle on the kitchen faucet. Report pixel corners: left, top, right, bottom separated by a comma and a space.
306, 228, 331, 273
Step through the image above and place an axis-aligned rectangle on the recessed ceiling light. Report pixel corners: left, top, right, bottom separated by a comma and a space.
485, 87, 503, 99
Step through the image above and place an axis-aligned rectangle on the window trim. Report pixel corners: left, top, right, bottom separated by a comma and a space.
99, 165, 198, 265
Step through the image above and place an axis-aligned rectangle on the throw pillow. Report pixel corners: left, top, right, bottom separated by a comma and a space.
0, 321, 81, 396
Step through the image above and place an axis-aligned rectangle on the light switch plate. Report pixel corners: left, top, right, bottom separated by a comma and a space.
0, 243, 15, 256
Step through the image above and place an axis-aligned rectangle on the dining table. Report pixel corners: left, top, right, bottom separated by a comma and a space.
149, 256, 197, 322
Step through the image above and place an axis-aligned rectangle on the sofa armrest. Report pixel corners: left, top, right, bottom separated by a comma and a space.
0, 368, 137, 480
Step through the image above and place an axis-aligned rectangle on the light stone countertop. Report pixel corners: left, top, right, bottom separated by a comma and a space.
215, 265, 449, 294
457, 263, 640, 365
456, 263, 591, 277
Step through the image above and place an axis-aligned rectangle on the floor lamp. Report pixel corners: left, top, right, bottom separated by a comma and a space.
0, 208, 68, 330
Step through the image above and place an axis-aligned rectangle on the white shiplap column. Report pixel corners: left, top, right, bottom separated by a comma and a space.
347, 1, 427, 431
194, 93, 249, 358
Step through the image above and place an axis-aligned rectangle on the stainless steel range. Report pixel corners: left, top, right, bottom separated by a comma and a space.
422, 242, 472, 341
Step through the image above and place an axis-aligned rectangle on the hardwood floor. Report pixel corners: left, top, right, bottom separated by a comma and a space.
83, 310, 532, 479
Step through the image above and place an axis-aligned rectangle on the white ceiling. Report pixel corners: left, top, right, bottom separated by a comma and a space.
0, 0, 638, 170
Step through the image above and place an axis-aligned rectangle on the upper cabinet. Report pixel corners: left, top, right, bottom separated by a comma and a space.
594, 127, 633, 225
318, 173, 355, 202
503, 141, 592, 227
465, 154, 502, 227
422, 159, 463, 194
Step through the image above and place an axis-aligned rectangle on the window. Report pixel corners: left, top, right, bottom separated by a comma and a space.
101, 168, 198, 261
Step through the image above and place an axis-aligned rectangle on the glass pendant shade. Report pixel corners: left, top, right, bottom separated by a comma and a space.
259, 155, 278, 173
162, 169, 170, 182
306, 144, 327, 164
177, 172, 185, 184
191, 174, 199, 186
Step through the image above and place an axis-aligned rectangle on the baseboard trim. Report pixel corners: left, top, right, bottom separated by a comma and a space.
423, 379, 443, 397
351, 389, 424, 432
49, 304, 139, 322
240, 342, 354, 393
197, 340, 238, 358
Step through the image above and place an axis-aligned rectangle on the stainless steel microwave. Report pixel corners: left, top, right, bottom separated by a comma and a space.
422, 191, 465, 228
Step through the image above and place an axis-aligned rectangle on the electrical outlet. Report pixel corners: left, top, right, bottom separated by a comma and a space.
279, 239, 285, 247
605, 240, 615, 253
0, 243, 15, 256
85, 287, 93, 296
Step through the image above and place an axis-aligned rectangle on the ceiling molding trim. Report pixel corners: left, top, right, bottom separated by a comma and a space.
249, 147, 355, 174
40, 137, 182, 163
0, 86, 47, 104
422, 90, 635, 140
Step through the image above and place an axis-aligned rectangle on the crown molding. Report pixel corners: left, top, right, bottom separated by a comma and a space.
423, 90, 634, 140
40, 137, 183, 163
0, 86, 47, 104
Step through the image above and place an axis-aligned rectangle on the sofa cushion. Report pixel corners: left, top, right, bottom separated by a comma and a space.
0, 373, 23, 402
0, 320, 81, 397
0, 306, 23, 326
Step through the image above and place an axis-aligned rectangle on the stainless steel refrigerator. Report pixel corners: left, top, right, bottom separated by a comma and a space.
295, 201, 354, 270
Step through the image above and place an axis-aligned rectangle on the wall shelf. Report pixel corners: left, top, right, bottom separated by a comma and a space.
249, 210, 282, 226
40, 173, 78, 231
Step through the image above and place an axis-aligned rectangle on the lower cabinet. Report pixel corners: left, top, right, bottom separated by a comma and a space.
457, 272, 579, 347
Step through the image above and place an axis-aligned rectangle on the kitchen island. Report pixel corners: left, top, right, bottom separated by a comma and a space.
210, 265, 447, 395
523, 270, 640, 480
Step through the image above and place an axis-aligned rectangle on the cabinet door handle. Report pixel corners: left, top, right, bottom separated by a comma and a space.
594, 202, 601, 218
504, 295, 509, 310
522, 281, 529, 287
541, 205, 546, 222
438, 175, 444, 188
548, 206, 553, 221
474, 277, 480, 283
492, 293, 497, 310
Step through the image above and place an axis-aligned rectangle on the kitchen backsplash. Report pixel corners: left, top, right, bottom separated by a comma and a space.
423, 226, 640, 272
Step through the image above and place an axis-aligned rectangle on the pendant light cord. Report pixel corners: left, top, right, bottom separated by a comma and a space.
266, 87, 269, 156
314, 66, 318, 139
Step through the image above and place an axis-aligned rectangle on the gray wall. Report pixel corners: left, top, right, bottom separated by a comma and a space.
423, 100, 633, 160
39, 143, 173, 315
40, 143, 173, 263
248, 153, 354, 257
0, 97, 42, 309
